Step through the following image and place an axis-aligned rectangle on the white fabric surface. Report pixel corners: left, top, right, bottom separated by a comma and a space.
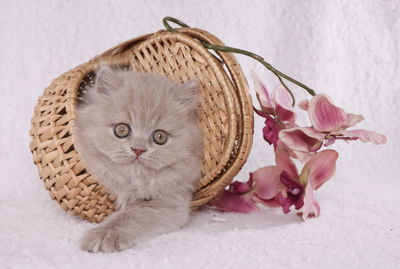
0, 0, 399, 268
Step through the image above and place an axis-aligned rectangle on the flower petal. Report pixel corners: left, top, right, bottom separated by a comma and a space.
343, 113, 364, 129
275, 105, 296, 123
251, 193, 281, 208
280, 171, 303, 190
300, 149, 339, 189
251, 71, 274, 113
308, 94, 347, 132
276, 192, 293, 214
332, 129, 387, 145
292, 150, 314, 164
279, 127, 325, 153
262, 117, 280, 147
211, 191, 258, 213
229, 179, 253, 194
275, 145, 298, 180
251, 166, 282, 200
302, 183, 321, 220
272, 84, 296, 122
298, 100, 309, 111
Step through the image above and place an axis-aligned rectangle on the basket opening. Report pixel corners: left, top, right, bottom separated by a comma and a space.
58, 107, 67, 116
76, 168, 86, 177
64, 144, 75, 154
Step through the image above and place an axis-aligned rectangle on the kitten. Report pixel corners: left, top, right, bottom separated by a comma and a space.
75, 65, 203, 252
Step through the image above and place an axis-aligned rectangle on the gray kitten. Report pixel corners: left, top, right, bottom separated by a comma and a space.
75, 65, 203, 252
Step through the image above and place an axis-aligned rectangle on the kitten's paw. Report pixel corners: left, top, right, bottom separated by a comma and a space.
81, 227, 133, 253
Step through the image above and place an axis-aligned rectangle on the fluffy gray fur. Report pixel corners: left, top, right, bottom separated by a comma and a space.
75, 65, 203, 252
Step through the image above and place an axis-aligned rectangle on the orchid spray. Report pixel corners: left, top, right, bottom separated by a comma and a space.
211, 73, 386, 220
162, 17, 387, 220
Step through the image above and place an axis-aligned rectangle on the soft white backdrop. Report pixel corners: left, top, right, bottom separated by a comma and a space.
1, 1, 399, 268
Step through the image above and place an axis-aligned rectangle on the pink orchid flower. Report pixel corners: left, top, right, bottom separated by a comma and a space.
209, 176, 257, 213
252, 72, 296, 148
280, 94, 386, 161
275, 149, 339, 220
210, 166, 282, 213
277, 128, 325, 163
211, 149, 339, 220
299, 149, 339, 220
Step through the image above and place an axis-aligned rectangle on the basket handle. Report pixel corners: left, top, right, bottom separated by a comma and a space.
163, 16, 316, 106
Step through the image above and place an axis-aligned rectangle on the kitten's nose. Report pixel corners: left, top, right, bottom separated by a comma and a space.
131, 147, 147, 156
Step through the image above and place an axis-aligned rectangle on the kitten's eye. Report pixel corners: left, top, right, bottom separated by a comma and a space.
114, 123, 131, 138
152, 130, 168, 145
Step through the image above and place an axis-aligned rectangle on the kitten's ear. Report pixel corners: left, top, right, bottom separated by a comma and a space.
95, 65, 122, 94
176, 79, 200, 106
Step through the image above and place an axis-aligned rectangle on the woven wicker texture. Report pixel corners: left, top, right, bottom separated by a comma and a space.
29, 28, 254, 222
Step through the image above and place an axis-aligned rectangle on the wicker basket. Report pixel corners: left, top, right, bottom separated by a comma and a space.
29, 27, 254, 223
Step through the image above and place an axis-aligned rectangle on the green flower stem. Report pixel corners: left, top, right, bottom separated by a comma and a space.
162, 16, 317, 105
163, 17, 190, 31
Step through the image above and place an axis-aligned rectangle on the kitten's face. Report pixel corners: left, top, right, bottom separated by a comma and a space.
77, 66, 202, 174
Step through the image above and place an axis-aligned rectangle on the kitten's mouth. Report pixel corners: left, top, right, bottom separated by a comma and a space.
132, 158, 142, 165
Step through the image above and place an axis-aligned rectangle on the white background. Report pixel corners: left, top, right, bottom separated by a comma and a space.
0, 1, 399, 268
